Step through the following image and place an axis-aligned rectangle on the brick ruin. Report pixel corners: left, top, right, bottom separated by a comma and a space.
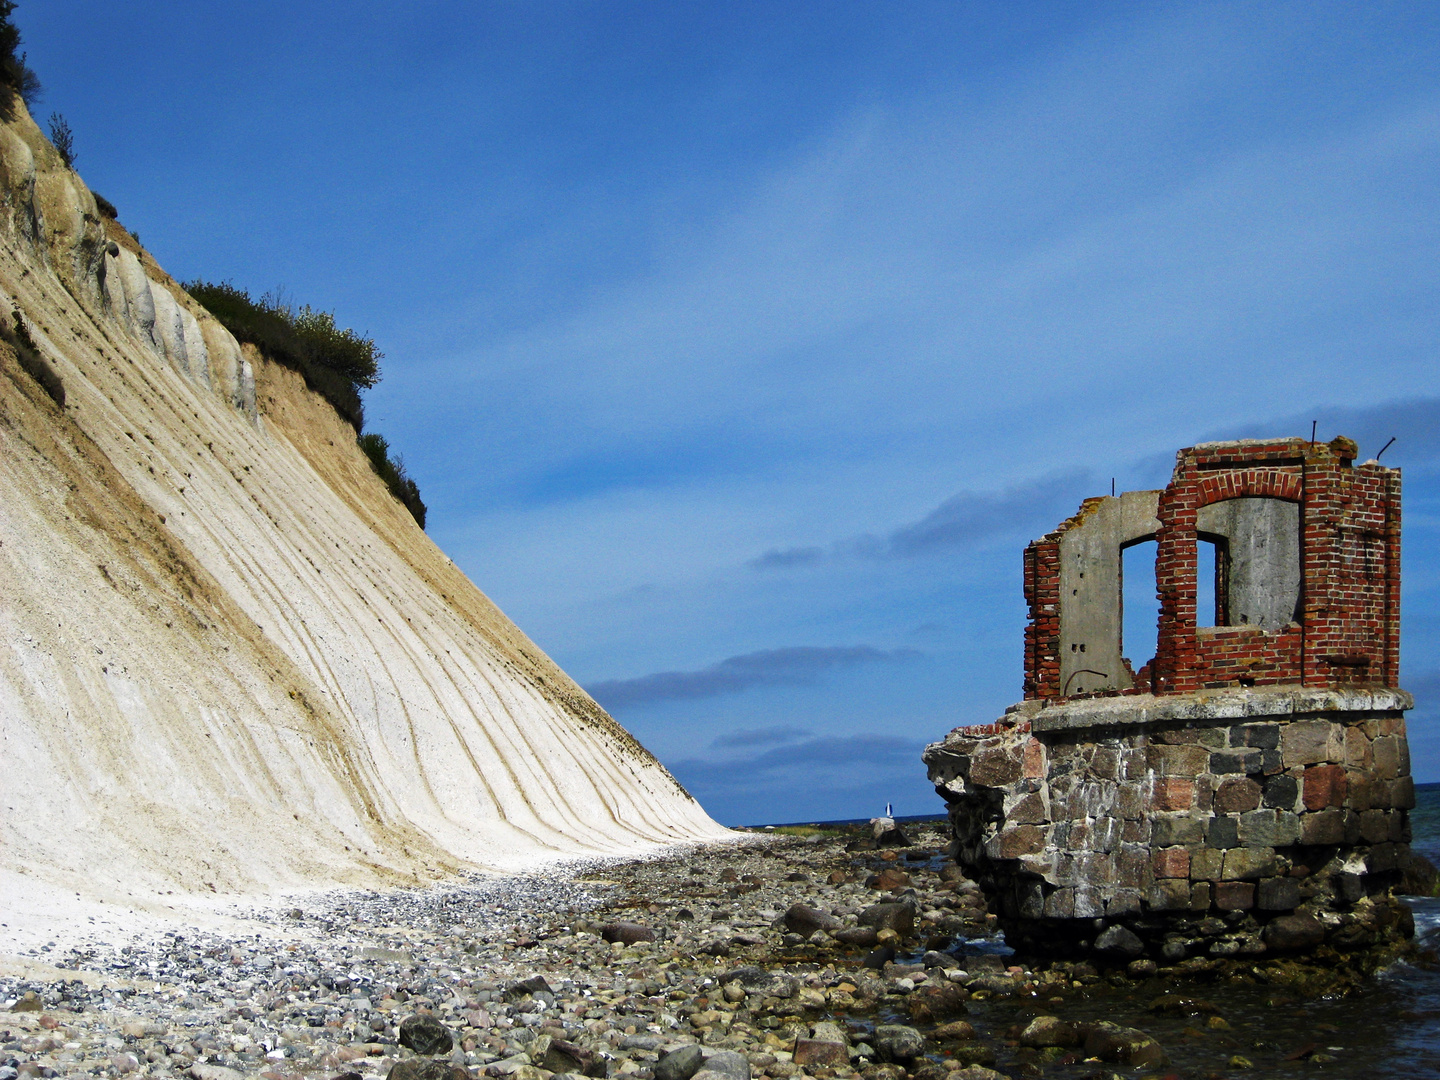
923, 437, 1416, 960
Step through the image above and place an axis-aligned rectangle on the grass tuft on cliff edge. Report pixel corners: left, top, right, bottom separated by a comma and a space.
186, 280, 376, 431
358, 432, 427, 530
188, 279, 426, 529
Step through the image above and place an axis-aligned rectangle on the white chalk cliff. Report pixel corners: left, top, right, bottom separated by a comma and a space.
0, 100, 727, 913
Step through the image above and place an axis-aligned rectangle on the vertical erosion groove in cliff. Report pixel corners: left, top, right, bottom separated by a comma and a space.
0, 98, 728, 910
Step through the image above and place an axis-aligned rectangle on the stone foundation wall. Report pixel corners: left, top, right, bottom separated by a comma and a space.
923, 687, 1414, 960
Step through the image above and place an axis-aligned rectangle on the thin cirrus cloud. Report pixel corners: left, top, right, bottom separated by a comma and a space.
585, 645, 918, 710
710, 726, 812, 751
749, 470, 1090, 571
880, 470, 1092, 557
748, 546, 825, 571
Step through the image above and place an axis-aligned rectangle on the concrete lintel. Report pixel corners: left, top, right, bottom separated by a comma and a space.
1028, 686, 1414, 734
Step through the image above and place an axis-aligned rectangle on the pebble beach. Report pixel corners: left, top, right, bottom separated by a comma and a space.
5, 820, 1440, 1080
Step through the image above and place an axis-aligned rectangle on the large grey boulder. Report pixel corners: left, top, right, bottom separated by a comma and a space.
780, 904, 841, 935
694, 1050, 749, 1080
1094, 924, 1145, 959
655, 1045, 705, 1080
874, 1025, 925, 1063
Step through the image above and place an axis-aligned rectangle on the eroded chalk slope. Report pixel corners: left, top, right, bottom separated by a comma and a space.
0, 100, 726, 916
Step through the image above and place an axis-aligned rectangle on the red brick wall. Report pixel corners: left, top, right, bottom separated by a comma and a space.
1023, 437, 1401, 699
1023, 539, 1061, 699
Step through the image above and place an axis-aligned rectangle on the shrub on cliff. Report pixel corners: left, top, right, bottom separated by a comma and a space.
188, 279, 425, 528
186, 280, 376, 431
0, 2, 42, 112
47, 111, 72, 167
358, 433, 427, 529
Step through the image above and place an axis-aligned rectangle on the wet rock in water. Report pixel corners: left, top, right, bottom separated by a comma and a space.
866, 868, 912, 891
966, 973, 1019, 997
1148, 994, 1217, 1015
1019, 1015, 1078, 1047
601, 921, 656, 944
860, 901, 915, 936
904, 981, 969, 1022
386, 1061, 466, 1080
864, 945, 897, 968
834, 926, 880, 947
873, 1024, 925, 1063
1399, 850, 1439, 896
965, 953, 1007, 973
1093, 924, 1145, 960
911, 1061, 950, 1080
947, 1069, 1008, 1080
948, 1043, 997, 1068
1081, 1021, 1167, 1068
793, 1039, 848, 1068
655, 1044, 705, 1080
781, 903, 841, 935
932, 1019, 977, 1041
399, 1014, 454, 1055
1263, 913, 1326, 951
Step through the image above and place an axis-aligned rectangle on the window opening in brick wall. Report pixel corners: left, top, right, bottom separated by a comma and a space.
1195, 497, 1300, 630
1121, 538, 1159, 674
1196, 535, 1227, 627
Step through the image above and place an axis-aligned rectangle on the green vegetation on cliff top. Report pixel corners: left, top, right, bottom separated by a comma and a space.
184, 281, 377, 430
2, 3, 426, 528
186, 280, 426, 529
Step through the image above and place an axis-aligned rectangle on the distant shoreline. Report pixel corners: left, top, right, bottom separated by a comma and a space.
743, 812, 948, 830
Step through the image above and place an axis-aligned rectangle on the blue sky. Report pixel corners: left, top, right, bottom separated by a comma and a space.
30, 1, 1440, 825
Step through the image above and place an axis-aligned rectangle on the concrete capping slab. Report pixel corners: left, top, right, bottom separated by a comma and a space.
1028, 686, 1414, 734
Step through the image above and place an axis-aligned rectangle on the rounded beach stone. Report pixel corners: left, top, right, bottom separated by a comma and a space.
398, 1014, 453, 1055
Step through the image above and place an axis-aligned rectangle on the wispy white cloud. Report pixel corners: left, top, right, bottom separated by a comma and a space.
710, 725, 811, 751
586, 644, 919, 709
749, 471, 1091, 570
